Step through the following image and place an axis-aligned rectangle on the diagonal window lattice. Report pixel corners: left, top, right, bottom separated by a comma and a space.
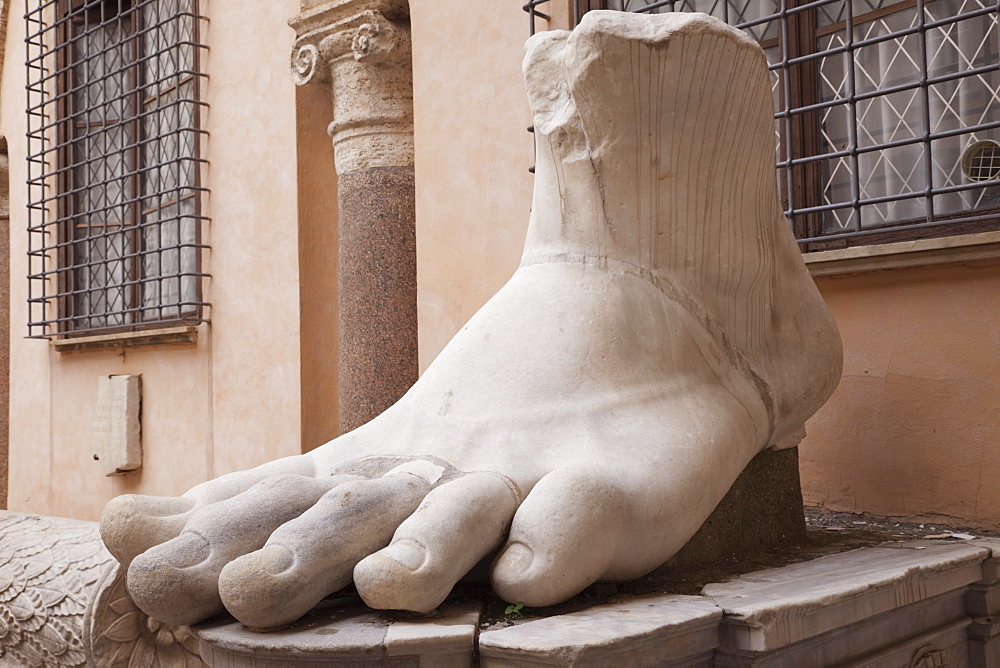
26, 0, 209, 337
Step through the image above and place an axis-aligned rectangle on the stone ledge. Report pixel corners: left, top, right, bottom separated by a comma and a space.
192, 540, 998, 666
703, 541, 989, 652
803, 230, 1000, 276
51, 325, 199, 353
478, 594, 721, 667
195, 598, 480, 667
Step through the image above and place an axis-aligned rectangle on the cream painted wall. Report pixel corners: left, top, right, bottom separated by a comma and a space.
410, 1, 565, 369
801, 263, 1000, 530
1, 0, 305, 520
200, 1, 304, 477
3, 0, 56, 515
295, 84, 339, 452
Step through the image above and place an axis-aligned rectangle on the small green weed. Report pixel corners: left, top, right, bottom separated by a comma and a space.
503, 602, 525, 617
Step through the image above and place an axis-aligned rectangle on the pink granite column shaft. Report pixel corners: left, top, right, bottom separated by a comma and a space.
337, 166, 416, 430
290, 1, 417, 431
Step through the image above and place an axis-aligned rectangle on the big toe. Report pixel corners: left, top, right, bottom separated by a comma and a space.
490, 467, 630, 607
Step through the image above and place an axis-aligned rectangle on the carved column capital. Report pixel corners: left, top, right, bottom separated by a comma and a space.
289, 0, 418, 429
0, 511, 205, 667
289, 0, 413, 173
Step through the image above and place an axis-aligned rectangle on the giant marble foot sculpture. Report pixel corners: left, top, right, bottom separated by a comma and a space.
100, 11, 842, 630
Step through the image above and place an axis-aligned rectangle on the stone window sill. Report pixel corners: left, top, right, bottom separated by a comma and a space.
803, 231, 1000, 277
51, 326, 199, 353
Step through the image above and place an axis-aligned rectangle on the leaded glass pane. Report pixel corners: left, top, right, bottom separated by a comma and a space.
605, 0, 780, 41
139, 0, 199, 320
24, 0, 207, 336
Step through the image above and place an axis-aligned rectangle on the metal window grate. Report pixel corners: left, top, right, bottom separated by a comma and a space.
962, 139, 1000, 181
525, 0, 1000, 251
26, 0, 210, 338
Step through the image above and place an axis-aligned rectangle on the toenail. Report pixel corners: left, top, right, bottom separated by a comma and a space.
498, 542, 533, 572
381, 540, 426, 570
257, 545, 295, 575
384, 460, 445, 485
162, 532, 210, 568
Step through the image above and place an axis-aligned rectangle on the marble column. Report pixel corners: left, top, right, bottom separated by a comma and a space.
290, 0, 417, 432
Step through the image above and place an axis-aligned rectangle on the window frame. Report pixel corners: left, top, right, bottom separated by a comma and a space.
26, 0, 210, 339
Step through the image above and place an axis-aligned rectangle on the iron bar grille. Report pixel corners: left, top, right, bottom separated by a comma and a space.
26, 0, 209, 338
525, 0, 1000, 251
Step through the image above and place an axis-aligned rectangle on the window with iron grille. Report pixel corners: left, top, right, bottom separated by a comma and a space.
525, 0, 1000, 252
26, 0, 209, 338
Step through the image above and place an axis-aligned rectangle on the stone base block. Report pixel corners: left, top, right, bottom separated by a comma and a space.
705, 541, 988, 652
193, 540, 1000, 667
667, 447, 807, 569
713, 590, 972, 667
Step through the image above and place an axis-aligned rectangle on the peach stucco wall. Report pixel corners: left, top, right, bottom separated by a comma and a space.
1, 0, 306, 520
801, 262, 1000, 530
295, 84, 340, 452
409, 1, 566, 369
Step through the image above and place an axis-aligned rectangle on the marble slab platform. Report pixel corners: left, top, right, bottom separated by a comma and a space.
196, 597, 480, 667
703, 541, 988, 651
194, 540, 1000, 667
478, 594, 721, 667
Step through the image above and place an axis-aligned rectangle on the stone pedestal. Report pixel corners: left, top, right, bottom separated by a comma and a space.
669, 447, 807, 568
195, 598, 480, 667
193, 539, 1000, 666
290, 0, 417, 432
966, 539, 1000, 668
